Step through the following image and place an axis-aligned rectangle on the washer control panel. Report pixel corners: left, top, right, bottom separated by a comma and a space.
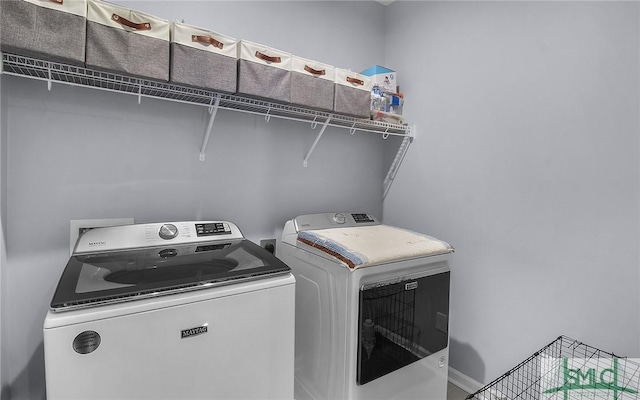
73, 221, 243, 254
195, 222, 232, 236
294, 212, 379, 231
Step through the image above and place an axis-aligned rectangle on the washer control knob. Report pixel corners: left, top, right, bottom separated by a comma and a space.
333, 213, 346, 224
159, 224, 179, 240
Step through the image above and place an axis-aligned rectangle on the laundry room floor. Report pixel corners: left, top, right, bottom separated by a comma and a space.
447, 382, 470, 400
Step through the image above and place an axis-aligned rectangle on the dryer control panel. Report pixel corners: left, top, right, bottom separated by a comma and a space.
293, 212, 379, 232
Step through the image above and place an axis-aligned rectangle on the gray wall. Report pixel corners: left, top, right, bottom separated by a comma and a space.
384, 1, 640, 385
0, 59, 6, 399
3, 1, 639, 398
1, 2, 388, 399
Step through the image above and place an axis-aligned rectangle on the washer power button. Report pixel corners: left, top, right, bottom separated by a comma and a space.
159, 224, 179, 240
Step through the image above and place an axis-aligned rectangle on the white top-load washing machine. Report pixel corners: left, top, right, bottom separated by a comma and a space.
277, 213, 454, 400
44, 221, 295, 400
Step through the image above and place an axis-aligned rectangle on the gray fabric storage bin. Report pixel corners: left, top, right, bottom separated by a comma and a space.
334, 69, 372, 118
86, 0, 169, 81
0, 0, 86, 65
170, 22, 237, 92
237, 40, 291, 103
291, 56, 334, 112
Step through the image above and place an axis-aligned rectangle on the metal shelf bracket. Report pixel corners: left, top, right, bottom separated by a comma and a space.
265, 106, 271, 123
199, 94, 221, 161
47, 62, 52, 91
303, 115, 332, 167
383, 125, 416, 199
349, 122, 357, 135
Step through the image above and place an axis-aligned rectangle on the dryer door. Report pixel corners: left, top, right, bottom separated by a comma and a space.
356, 271, 450, 385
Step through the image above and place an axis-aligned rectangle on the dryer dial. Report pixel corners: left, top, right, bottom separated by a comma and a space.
159, 224, 179, 240
333, 213, 346, 224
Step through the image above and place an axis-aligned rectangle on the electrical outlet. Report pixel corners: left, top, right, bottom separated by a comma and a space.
260, 239, 276, 254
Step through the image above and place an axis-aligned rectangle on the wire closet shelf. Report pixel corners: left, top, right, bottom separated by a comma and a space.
0, 53, 413, 138
467, 335, 640, 400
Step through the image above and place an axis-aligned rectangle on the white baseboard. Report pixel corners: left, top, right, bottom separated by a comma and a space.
448, 366, 484, 395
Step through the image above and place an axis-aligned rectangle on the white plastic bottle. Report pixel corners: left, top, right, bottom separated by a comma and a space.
362, 319, 376, 359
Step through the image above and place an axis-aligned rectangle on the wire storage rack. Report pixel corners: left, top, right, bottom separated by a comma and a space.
467, 336, 640, 400
1, 52, 414, 196
358, 280, 421, 385
0, 53, 412, 137
361, 281, 419, 355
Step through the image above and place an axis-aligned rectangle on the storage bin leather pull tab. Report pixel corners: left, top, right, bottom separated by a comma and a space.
192, 35, 223, 49
304, 65, 326, 76
346, 76, 364, 86
255, 51, 281, 63
111, 14, 152, 31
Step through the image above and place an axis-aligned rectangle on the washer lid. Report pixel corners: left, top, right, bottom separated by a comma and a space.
51, 239, 290, 312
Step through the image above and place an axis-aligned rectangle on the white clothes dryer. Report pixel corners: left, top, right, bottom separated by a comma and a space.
277, 213, 454, 400
44, 221, 295, 400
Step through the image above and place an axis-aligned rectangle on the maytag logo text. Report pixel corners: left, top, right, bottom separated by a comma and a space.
181, 325, 208, 339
